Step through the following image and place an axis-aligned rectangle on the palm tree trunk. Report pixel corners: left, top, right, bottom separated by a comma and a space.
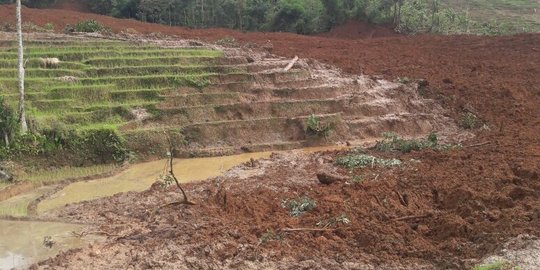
16, 0, 28, 133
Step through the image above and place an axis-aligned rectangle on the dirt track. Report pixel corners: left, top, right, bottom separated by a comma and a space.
1, 4, 539, 269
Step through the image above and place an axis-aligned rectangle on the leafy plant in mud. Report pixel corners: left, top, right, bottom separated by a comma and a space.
472, 260, 521, 270
281, 196, 316, 217
335, 154, 402, 169
259, 229, 282, 245
348, 174, 365, 184
316, 214, 351, 228
460, 112, 482, 129
306, 114, 331, 137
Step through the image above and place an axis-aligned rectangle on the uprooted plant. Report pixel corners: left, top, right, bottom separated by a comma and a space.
259, 229, 282, 245
335, 154, 402, 169
281, 196, 316, 217
158, 131, 195, 206
316, 214, 351, 228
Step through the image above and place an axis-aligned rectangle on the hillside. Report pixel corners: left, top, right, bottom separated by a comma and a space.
0, 32, 456, 164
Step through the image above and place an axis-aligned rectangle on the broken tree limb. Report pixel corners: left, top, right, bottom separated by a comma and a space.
392, 213, 433, 222
163, 131, 195, 205
464, 141, 490, 148
281, 227, 336, 232
317, 172, 349, 185
283, 56, 299, 72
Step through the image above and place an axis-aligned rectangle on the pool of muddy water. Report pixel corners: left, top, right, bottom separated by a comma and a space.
0, 146, 344, 269
0, 220, 102, 270
36, 146, 343, 214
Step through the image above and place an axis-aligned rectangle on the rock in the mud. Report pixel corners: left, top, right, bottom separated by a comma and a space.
0, 168, 12, 182
317, 172, 349, 185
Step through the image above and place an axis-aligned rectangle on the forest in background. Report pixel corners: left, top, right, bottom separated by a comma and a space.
1, 0, 538, 34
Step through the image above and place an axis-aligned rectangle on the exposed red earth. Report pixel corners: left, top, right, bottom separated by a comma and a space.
0, 3, 538, 269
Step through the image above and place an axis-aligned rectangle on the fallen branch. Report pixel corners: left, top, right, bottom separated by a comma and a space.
392, 213, 433, 222
464, 141, 490, 148
280, 227, 336, 232
283, 56, 299, 72
163, 131, 195, 205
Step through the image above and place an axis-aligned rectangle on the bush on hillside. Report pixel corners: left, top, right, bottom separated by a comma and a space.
66, 20, 107, 33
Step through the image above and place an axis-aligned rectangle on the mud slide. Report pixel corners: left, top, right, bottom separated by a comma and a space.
0, 4, 538, 270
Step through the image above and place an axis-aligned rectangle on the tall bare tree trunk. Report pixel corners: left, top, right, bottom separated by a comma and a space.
16, 0, 28, 133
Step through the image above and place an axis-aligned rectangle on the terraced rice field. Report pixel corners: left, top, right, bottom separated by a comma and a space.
0, 35, 455, 158
0, 40, 226, 131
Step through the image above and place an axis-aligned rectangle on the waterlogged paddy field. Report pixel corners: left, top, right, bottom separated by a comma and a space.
0, 220, 102, 270
37, 146, 344, 214
0, 186, 55, 217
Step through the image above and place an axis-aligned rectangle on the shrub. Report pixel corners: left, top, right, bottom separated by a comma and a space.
306, 114, 331, 137
460, 112, 481, 129
0, 22, 15, 32
43, 23, 55, 32
0, 97, 18, 148
73, 128, 130, 163
71, 20, 107, 33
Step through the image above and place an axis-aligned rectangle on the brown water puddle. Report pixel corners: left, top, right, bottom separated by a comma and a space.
37, 146, 344, 214
0, 220, 101, 270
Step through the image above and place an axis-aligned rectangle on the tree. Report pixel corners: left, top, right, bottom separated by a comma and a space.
16, 0, 28, 133
0, 97, 17, 146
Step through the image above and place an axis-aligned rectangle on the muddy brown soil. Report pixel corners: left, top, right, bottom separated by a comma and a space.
318, 20, 400, 39
0, 4, 538, 269
37, 146, 539, 269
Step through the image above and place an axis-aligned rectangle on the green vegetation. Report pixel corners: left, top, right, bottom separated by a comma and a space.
472, 261, 521, 270
374, 132, 461, 153
259, 229, 282, 244
281, 196, 317, 217
460, 112, 482, 129
0, 40, 223, 164
3, 0, 536, 34
316, 214, 351, 227
25, 164, 117, 184
442, 0, 540, 34
64, 20, 107, 33
335, 154, 402, 169
306, 113, 332, 137
21, 0, 526, 34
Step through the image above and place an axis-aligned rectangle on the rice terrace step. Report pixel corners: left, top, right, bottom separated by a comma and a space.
0, 33, 457, 160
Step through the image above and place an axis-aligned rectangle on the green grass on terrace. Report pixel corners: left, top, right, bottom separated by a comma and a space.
0, 49, 223, 61
442, 0, 540, 32
84, 56, 223, 67
0, 41, 224, 131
